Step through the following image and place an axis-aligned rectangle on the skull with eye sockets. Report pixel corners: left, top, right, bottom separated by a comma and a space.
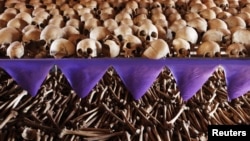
172, 38, 190, 57
226, 43, 248, 58
76, 38, 102, 58
137, 22, 158, 43
122, 34, 142, 58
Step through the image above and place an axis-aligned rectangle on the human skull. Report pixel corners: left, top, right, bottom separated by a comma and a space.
40, 25, 65, 50
76, 38, 102, 58
202, 28, 231, 46
226, 43, 248, 58
225, 16, 246, 29
15, 12, 32, 24
50, 38, 76, 59
143, 39, 170, 59
103, 19, 118, 33
197, 41, 221, 57
137, 22, 158, 43
199, 9, 216, 20
22, 27, 41, 44
62, 25, 80, 39
208, 18, 228, 30
187, 17, 208, 34
122, 34, 142, 58
114, 25, 133, 42
83, 18, 101, 35
189, 3, 207, 13
102, 35, 121, 58
6, 41, 24, 59
7, 18, 28, 30
215, 0, 229, 10
172, 38, 190, 57
216, 11, 232, 20
0, 27, 21, 45
89, 26, 111, 41
175, 26, 198, 45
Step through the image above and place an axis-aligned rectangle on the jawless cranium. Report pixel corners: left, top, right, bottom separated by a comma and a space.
138, 22, 158, 43
172, 38, 190, 57
76, 38, 102, 58
122, 34, 142, 58
226, 43, 248, 58
197, 41, 221, 57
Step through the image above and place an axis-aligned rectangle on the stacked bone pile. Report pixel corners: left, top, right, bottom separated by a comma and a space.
1, 66, 250, 140
1, 0, 250, 59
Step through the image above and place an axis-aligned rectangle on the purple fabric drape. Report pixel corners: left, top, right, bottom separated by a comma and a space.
0, 58, 250, 101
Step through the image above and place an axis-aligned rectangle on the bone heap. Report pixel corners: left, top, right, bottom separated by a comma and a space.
1, 0, 250, 59
1, 0, 250, 141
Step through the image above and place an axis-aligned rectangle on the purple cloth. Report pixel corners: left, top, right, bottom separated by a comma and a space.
0, 58, 249, 101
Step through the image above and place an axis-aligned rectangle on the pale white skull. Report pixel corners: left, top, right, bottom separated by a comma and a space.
226, 43, 248, 58
50, 38, 76, 59
6, 41, 24, 59
172, 38, 190, 57
76, 38, 102, 58
138, 22, 158, 43
143, 39, 170, 59
197, 41, 221, 57
122, 34, 142, 58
